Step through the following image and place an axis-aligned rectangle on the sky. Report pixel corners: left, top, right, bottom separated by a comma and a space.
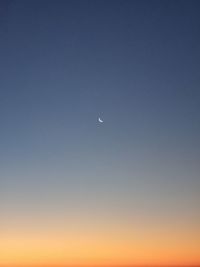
0, 0, 200, 266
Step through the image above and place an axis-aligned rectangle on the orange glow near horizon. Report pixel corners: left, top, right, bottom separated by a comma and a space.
0, 223, 200, 267
1, 0, 200, 266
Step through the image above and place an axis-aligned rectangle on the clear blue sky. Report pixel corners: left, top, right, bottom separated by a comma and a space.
0, 1, 200, 265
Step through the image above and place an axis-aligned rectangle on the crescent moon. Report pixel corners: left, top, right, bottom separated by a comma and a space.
98, 117, 103, 123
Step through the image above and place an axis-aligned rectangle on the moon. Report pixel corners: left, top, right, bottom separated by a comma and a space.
98, 117, 103, 123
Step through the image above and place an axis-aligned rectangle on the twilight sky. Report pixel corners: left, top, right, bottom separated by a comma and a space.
0, 0, 200, 266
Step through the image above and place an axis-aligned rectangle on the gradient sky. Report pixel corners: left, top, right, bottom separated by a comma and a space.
0, 0, 200, 266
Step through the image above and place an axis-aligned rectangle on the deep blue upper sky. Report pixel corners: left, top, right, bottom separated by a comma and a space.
0, 0, 200, 237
